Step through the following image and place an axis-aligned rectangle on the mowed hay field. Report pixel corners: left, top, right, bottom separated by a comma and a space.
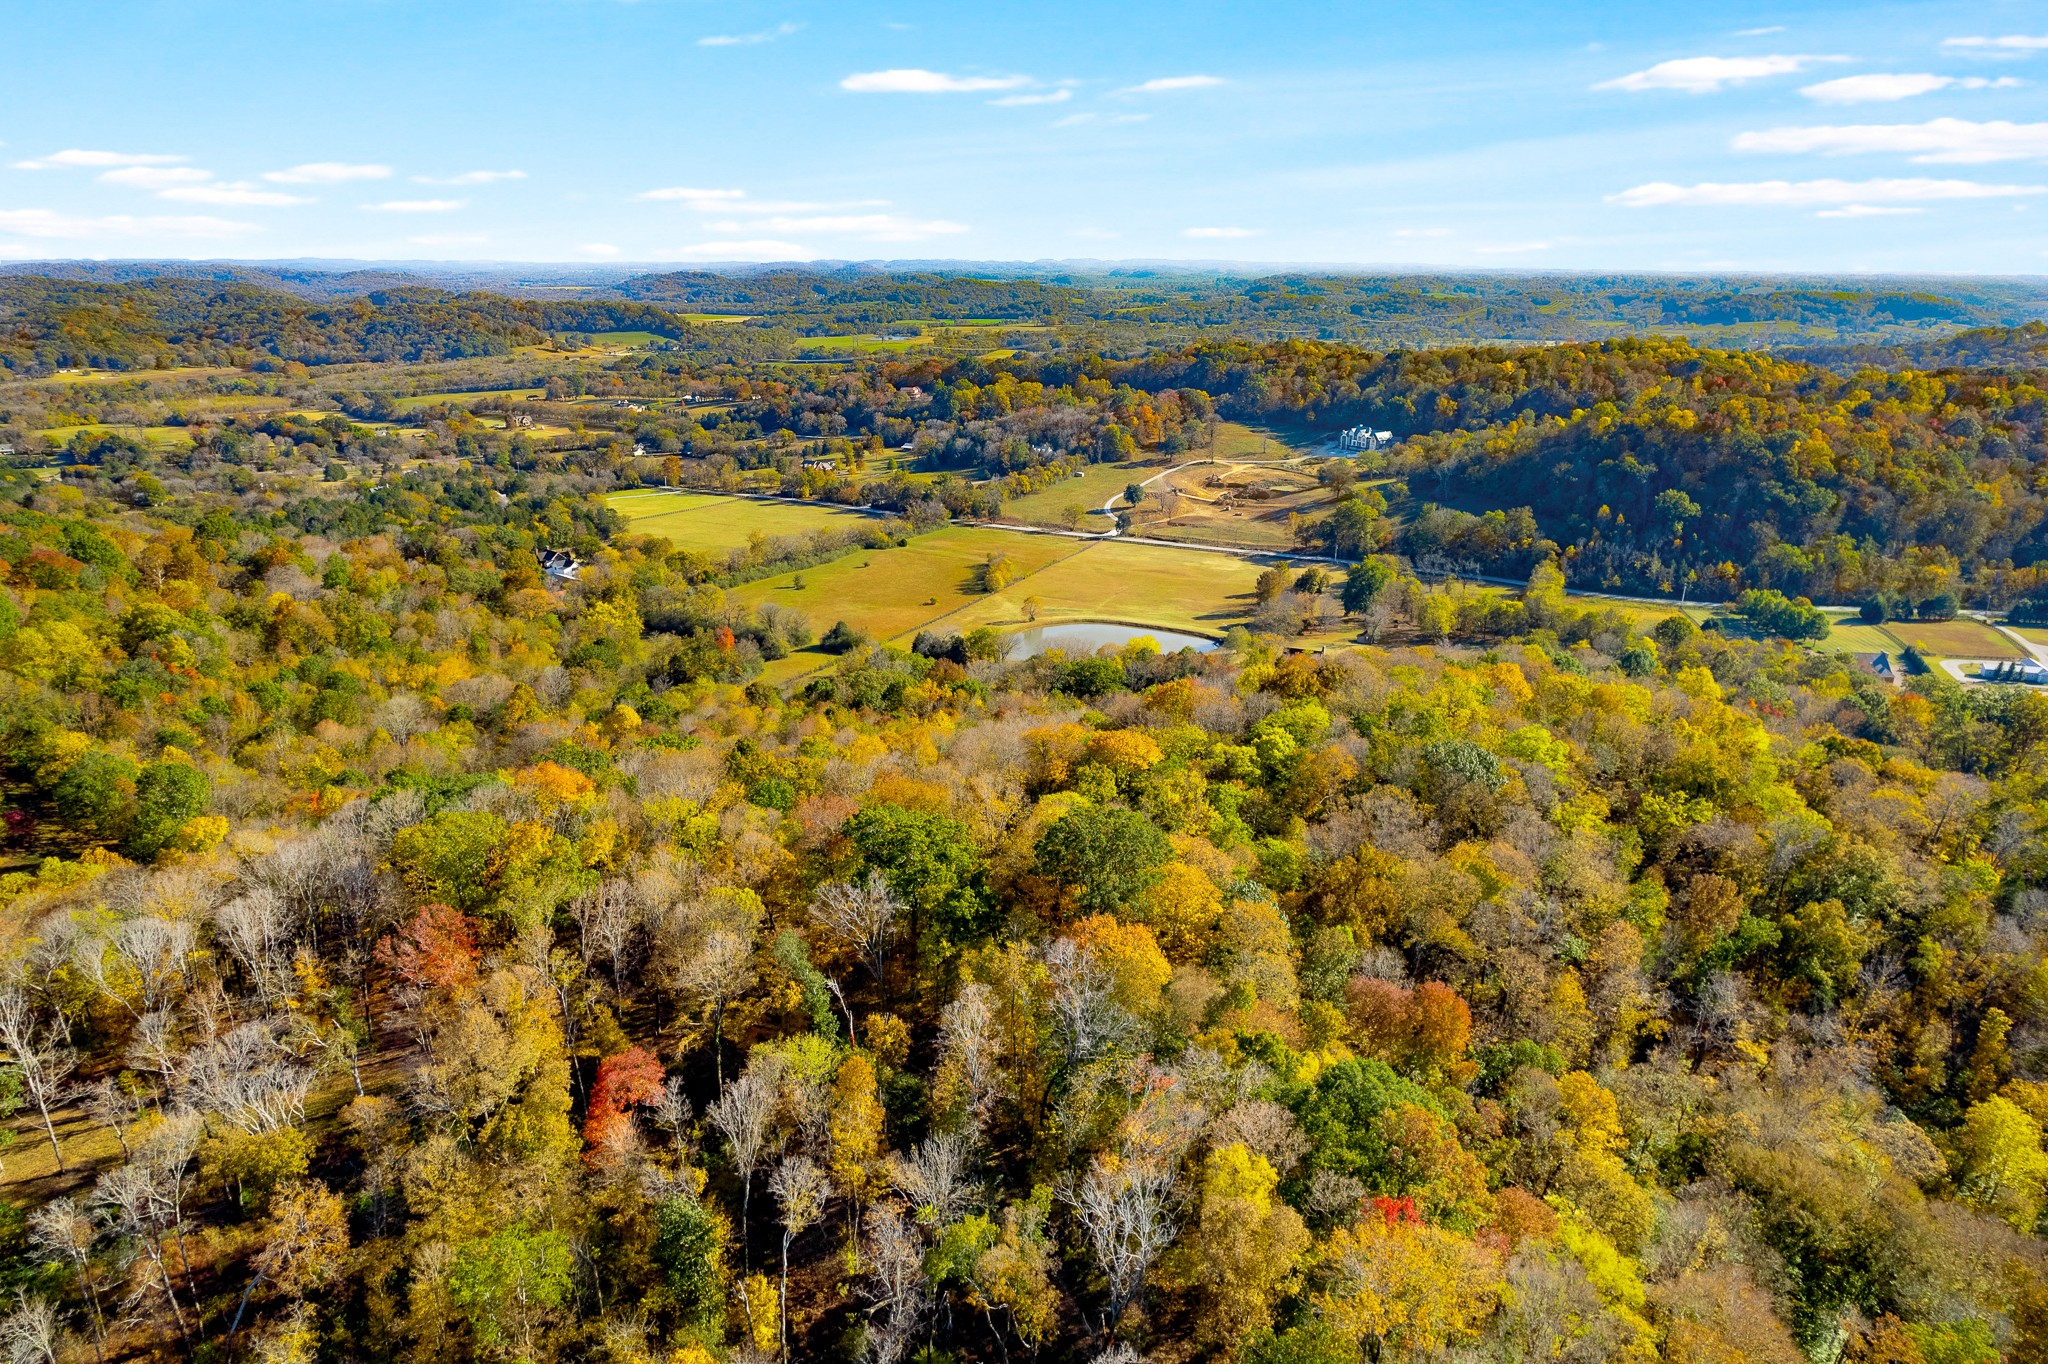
1885, 618, 2022, 660
732, 526, 1088, 680
609, 490, 886, 554
948, 539, 1267, 638
999, 459, 1167, 528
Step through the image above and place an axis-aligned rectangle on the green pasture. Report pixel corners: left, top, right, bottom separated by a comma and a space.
607, 490, 883, 554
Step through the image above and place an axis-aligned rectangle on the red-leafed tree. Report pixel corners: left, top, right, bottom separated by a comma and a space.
375, 905, 480, 992
583, 1046, 667, 1157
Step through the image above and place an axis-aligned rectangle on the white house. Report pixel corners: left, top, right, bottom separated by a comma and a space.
541, 548, 581, 582
1338, 425, 1394, 452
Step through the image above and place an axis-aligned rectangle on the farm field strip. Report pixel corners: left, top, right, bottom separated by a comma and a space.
607, 490, 885, 553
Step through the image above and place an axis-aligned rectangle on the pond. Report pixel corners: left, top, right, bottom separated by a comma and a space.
1004, 621, 1220, 660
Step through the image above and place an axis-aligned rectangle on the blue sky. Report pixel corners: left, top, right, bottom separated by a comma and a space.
2, 0, 2046, 272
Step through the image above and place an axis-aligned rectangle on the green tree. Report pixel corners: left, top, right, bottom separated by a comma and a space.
653, 1196, 727, 1335
54, 751, 139, 842
445, 1224, 575, 1355
1033, 805, 1170, 916
846, 803, 989, 957
127, 761, 209, 861
1342, 560, 1394, 615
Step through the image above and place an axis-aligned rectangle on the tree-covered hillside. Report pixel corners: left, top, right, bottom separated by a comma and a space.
0, 421, 2044, 1364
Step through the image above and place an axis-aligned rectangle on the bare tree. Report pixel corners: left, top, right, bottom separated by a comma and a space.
104, 917, 196, 1018
768, 1156, 831, 1362
807, 872, 900, 992
571, 878, 639, 995
0, 1294, 60, 1364
1063, 1153, 1179, 1341
126, 1010, 180, 1093
0, 988, 76, 1173
676, 928, 755, 1091
83, 1078, 142, 1160
937, 983, 1002, 1135
1044, 939, 1135, 1079
213, 889, 292, 1004
886, 1133, 977, 1230
175, 1020, 312, 1135
94, 1163, 188, 1341
27, 1200, 103, 1361
859, 1202, 931, 1364
708, 1059, 780, 1270
649, 1076, 692, 1155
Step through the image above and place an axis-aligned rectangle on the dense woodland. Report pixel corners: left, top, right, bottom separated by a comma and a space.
0, 281, 2047, 1364
8, 270, 2048, 377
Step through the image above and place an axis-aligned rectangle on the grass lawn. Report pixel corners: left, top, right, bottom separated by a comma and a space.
550, 330, 667, 348
999, 459, 1165, 527
390, 387, 544, 409
733, 526, 1089, 678
1205, 421, 1315, 461
1885, 618, 2022, 660
33, 423, 194, 448
681, 313, 755, 324
1819, 622, 1903, 655
797, 335, 935, 355
607, 491, 884, 553
2008, 625, 2048, 651
947, 539, 1268, 638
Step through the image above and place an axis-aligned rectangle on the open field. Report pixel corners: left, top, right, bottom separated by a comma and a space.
1885, 618, 2022, 660
390, 387, 544, 409
998, 459, 1165, 527
33, 423, 195, 448
947, 538, 1267, 637
731, 525, 1090, 679
681, 313, 755, 324
1816, 622, 1899, 655
796, 335, 935, 355
1206, 421, 1317, 461
608, 490, 884, 553
550, 330, 668, 349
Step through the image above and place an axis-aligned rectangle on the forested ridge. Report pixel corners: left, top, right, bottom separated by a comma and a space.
0, 350, 2044, 1364
7, 269, 2048, 377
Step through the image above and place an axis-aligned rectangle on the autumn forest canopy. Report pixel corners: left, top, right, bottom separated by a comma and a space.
0, 264, 2044, 1364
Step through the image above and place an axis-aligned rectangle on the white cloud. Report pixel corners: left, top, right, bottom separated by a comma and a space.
1107, 113, 1151, 124
97, 166, 211, 189
990, 90, 1071, 106
840, 69, 1028, 93
363, 198, 466, 213
91, 164, 311, 207
666, 239, 816, 260
1393, 227, 1455, 238
0, 208, 259, 238
580, 243, 622, 257
1183, 226, 1258, 238
1801, 73, 2020, 102
264, 162, 392, 184
1736, 25, 1786, 36
1121, 74, 1226, 93
1054, 113, 1096, 127
1609, 176, 2046, 206
1069, 227, 1120, 240
1944, 35, 2048, 54
1596, 54, 1842, 93
639, 185, 747, 204
161, 183, 311, 206
416, 169, 527, 185
1473, 241, 1552, 254
14, 148, 183, 170
410, 233, 491, 246
1733, 118, 2048, 163
699, 22, 799, 46
1816, 204, 1924, 217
